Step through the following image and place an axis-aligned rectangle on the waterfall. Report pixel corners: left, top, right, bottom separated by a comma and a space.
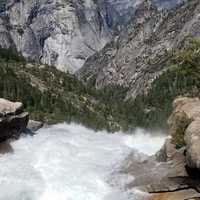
0, 123, 166, 200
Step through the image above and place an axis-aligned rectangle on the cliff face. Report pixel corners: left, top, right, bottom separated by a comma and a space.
0, 0, 184, 73
79, 0, 200, 99
0, 0, 146, 72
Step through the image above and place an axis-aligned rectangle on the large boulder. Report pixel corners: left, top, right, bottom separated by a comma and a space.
0, 98, 29, 142
168, 97, 200, 147
126, 97, 200, 199
185, 119, 200, 170
0, 98, 23, 115
168, 111, 191, 148
169, 97, 200, 171
121, 97, 200, 198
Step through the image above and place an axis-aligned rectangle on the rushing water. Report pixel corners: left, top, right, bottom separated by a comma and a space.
0, 123, 166, 200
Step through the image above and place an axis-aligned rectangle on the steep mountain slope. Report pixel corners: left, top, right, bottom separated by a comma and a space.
0, 0, 146, 73
79, 0, 200, 99
1, 0, 198, 131
0, 48, 125, 131
153, 0, 184, 9
0, 0, 184, 73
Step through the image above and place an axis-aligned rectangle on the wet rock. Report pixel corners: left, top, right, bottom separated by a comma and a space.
0, 142, 13, 154
122, 97, 200, 197
0, 98, 29, 142
156, 138, 182, 162
27, 120, 43, 132
120, 145, 188, 193
148, 189, 200, 200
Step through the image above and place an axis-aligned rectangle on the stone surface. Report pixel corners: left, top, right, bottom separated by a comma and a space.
0, 0, 183, 73
79, 0, 200, 99
148, 189, 200, 200
169, 97, 200, 170
27, 120, 43, 132
173, 97, 200, 120
156, 138, 186, 168
0, 98, 23, 115
119, 139, 189, 193
185, 119, 200, 170
118, 97, 200, 197
168, 110, 191, 148
0, 99, 29, 142
0, 0, 145, 73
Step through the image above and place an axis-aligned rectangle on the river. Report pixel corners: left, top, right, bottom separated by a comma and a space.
0, 123, 166, 200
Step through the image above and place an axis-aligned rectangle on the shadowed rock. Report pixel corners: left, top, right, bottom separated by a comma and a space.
27, 120, 43, 132
0, 141, 13, 154
0, 98, 29, 142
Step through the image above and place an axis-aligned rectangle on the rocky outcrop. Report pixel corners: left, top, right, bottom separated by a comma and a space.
122, 138, 189, 193
27, 120, 43, 132
121, 97, 200, 199
148, 189, 200, 200
185, 120, 200, 170
171, 97, 200, 170
121, 138, 200, 200
0, 98, 29, 142
79, 0, 200, 99
168, 110, 191, 148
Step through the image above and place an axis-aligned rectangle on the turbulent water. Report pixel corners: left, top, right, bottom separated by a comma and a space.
0, 123, 166, 200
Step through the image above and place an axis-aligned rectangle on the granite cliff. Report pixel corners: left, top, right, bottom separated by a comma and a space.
0, 0, 145, 72
0, 0, 183, 73
79, 0, 200, 99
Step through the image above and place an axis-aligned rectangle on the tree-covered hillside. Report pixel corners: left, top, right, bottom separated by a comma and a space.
123, 37, 200, 129
1, 37, 200, 132
0, 49, 123, 131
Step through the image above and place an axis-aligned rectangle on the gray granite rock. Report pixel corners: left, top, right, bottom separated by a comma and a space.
0, 0, 148, 72
27, 120, 43, 132
79, 0, 200, 99
185, 119, 200, 170
0, 98, 29, 142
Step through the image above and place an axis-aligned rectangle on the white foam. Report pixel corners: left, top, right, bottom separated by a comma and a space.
0, 123, 166, 200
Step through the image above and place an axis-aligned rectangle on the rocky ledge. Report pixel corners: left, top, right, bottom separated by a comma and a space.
26, 120, 44, 133
120, 97, 200, 200
0, 98, 29, 142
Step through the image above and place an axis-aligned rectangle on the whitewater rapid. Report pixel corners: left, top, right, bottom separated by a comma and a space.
0, 123, 166, 200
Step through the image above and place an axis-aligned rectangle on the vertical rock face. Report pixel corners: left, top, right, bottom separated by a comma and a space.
79, 0, 200, 99
0, 0, 146, 72
168, 97, 200, 171
0, 0, 184, 73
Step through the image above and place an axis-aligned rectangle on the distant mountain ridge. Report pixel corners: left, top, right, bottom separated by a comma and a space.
78, 0, 200, 99
0, 0, 183, 72
0, 0, 143, 72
